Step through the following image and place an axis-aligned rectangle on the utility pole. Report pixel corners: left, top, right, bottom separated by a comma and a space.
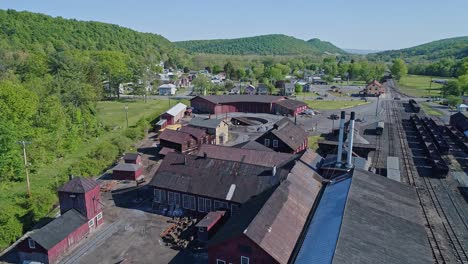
17, 140, 32, 198
124, 105, 129, 128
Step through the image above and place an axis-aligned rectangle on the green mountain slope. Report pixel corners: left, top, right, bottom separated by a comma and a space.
368, 36, 468, 62
0, 9, 182, 59
175, 34, 345, 55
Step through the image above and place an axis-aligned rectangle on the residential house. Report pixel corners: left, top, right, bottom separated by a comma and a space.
160, 103, 187, 125
189, 117, 229, 144
257, 83, 270, 95
282, 82, 295, 96
159, 84, 177, 95
18, 177, 103, 264
244, 84, 256, 95
255, 118, 308, 153
229, 87, 240, 95
361, 80, 384, 97
303, 83, 312, 92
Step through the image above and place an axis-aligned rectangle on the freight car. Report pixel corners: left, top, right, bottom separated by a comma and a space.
409, 99, 421, 113
376, 122, 384, 135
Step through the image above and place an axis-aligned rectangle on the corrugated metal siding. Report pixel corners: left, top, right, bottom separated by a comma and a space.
294, 177, 352, 264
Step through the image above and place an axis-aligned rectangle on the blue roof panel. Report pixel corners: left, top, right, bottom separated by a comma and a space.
294, 177, 352, 264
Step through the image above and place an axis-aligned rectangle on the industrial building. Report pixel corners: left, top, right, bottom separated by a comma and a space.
255, 118, 308, 153
112, 163, 144, 181
188, 117, 229, 145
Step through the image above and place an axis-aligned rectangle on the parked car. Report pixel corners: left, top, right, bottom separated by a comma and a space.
317, 97, 324, 100
329, 114, 339, 120
394, 97, 401, 100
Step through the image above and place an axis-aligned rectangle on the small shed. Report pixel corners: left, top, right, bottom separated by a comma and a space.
196, 211, 226, 242
161, 103, 187, 125
112, 163, 144, 181
123, 153, 142, 165
155, 119, 167, 131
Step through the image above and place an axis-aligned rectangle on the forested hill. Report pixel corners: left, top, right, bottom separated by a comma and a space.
175, 34, 346, 55
0, 9, 187, 63
368, 36, 468, 62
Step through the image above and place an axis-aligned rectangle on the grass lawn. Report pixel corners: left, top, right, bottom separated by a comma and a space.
305, 100, 369, 110
420, 102, 443, 116
398, 75, 452, 97
0, 98, 183, 248
308, 135, 324, 151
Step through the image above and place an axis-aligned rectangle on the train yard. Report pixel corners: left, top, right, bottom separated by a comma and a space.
372, 87, 468, 263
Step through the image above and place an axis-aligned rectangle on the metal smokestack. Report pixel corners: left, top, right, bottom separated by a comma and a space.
336, 111, 346, 167
346, 112, 356, 168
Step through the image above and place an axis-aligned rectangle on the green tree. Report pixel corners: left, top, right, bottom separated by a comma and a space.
192, 75, 211, 95
391, 59, 408, 80
446, 95, 462, 107
295, 83, 302, 94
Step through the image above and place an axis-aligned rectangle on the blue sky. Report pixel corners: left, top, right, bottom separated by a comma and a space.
1, 0, 467, 50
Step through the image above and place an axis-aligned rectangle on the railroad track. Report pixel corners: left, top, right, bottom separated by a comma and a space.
391, 100, 468, 263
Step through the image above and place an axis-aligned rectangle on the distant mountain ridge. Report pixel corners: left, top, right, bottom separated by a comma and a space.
175, 34, 346, 55
368, 36, 468, 61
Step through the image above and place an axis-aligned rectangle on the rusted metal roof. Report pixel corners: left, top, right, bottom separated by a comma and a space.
191, 95, 285, 104
270, 118, 308, 150
234, 140, 274, 152
274, 99, 308, 110
189, 117, 225, 129
299, 149, 324, 171
123, 153, 140, 161
57, 177, 99, 193
112, 163, 142, 172
158, 129, 194, 144
196, 211, 226, 230
179, 126, 208, 141
149, 152, 288, 204
196, 144, 294, 167
209, 161, 323, 264
158, 147, 175, 156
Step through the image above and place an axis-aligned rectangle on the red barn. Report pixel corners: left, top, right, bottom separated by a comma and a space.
190, 95, 286, 115
160, 103, 187, 125
112, 163, 144, 181
18, 177, 103, 264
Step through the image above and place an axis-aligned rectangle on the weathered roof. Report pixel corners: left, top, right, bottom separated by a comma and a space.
189, 117, 225, 129
299, 149, 324, 171
159, 129, 194, 144
196, 144, 294, 167
274, 99, 307, 110
332, 169, 433, 264
196, 211, 226, 230
451, 112, 468, 132
191, 95, 285, 104
149, 152, 288, 204
209, 161, 323, 264
367, 79, 382, 87
179, 126, 208, 141
29, 209, 88, 250
123, 153, 140, 161
234, 140, 274, 152
158, 147, 175, 156
112, 163, 142, 172
159, 83, 176, 89
164, 102, 187, 117
269, 118, 308, 150
57, 177, 99, 194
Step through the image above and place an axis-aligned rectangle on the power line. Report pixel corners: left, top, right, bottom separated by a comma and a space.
17, 140, 32, 198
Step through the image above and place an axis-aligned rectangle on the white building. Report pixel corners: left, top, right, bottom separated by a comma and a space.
159, 84, 177, 95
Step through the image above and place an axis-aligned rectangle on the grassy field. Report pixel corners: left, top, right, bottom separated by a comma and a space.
0, 98, 185, 249
420, 102, 443, 116
308, 135, 324, 151
305, 100, 369, 110
398, 75, 451, 97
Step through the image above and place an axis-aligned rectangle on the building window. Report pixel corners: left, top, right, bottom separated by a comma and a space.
205, 199, 212, 212
189, 195, 196, 210
198, 197, 205, 212
28, 239, 35, 249
182, 194, 190, 209
241, 256, 249, 264
168, 192, 175, 205
88, 219, 95, 228
216, 260, 226, 264
174, 193, 181, 206
231, 204, 239, 215
214, 201, 229, 210
273, 139, 278, 148
264, 138, 270, 147
97, 212, 103, 221
154, 189, 161, 203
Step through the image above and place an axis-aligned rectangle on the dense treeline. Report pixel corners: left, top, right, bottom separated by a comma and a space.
175, 34, 346, 56
368, 36, 468, 62
407, 58, 468, 78
0, 9, 188, 249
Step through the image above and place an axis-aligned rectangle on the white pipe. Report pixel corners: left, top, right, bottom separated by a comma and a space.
346, 112, 356, 168
336, 111, 346, 167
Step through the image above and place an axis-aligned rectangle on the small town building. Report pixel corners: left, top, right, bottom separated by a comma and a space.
179, 126, 215, 145
149, 152, 290, 216
189, 117, 229, 144
282, 82, 296, 96
229, 87, 240, 95
207, 160, 323, 264
244, 84, 256, 95
154, 119, 167, 131
158, 129, 197, 153
233, 140, 275, 152
361, 80, 384, 96
123, 153, 142, 165
273, 99, 308, 116
158, 83, 177, 95
190, 95, 286, 115
302, 83, 312, 92
257, 83, 270, 95
112, 163, 144, 181
160, 103, 187, 125
255, 118, 308, 153
18, 177, 103, 264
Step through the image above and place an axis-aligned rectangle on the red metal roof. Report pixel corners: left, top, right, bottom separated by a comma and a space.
192, 95, 286, 104
196, 211, 226, 231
